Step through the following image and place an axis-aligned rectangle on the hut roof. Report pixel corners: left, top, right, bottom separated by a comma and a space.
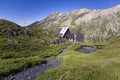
56, 27, 69, 37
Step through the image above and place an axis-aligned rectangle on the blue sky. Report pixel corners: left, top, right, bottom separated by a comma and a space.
0, 0, 120, 26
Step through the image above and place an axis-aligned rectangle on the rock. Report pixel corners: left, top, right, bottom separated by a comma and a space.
11, 77, 16, 80
6, 46, 15, 50
28, 76, 32, 80
13, 31, 18, 36
7, 39, 19, 45
6, 39, 19, 50
13, 27, 21, 31
19, 46, 26, 50
4, 30, 14, 36
18, 30, 28, 35
0, 28, 2, 32
7, 39, 14, 44
13, 40, 19, 44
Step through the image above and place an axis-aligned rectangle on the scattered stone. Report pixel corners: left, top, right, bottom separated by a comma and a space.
6, 46, 15, 50
0, 28, 2, 32
18, 30, 28, 35
4, 30, 14, 36
7, 39, 19, 45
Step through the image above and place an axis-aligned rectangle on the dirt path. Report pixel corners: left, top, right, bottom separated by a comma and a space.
3, 43, 73, 80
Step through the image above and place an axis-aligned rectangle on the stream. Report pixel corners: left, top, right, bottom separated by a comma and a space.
3, 44, 72, 80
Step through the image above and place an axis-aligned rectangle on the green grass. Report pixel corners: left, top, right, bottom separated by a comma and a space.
0, 19, 72, 79
0, 42, 71, 79
37, 38, 120, 80
0, 57, 45, 78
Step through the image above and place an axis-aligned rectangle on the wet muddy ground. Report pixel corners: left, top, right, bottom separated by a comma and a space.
76, 46, 100, 54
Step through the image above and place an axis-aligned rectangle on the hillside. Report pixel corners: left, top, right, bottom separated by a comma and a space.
0, 19, 54, 51
28, 5, 120, 42
0, 19, 20, 28
0, 19, 71, 79
37, 37, 120, 80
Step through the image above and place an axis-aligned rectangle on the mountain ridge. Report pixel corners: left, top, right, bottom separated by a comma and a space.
28, 5, 120, 42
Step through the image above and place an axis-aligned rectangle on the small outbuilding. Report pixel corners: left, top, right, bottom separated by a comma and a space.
56, 27, 84, 42
56, 27, 71, 39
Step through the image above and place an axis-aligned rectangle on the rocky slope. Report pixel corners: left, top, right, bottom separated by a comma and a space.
28, 5, 120, 42
0, 19, 54, 51
0, 19, 29, 36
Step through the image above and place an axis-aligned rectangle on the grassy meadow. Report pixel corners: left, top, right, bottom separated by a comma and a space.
37, 38, 120, 80
0, 42, 71, 79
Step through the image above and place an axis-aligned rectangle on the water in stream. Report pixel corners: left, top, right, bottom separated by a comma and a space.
3, 44, 71, 80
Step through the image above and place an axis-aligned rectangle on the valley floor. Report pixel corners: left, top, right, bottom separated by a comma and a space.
36, 39, 120, 80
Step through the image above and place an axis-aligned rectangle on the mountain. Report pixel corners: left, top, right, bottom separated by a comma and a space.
28, 5, 120, 42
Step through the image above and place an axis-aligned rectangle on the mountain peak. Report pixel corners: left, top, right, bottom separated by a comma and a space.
78, 8, 89, 11
114, 4, 120, 8
70, 8, 90, 14
28, 5, 120, 42
50, 12, 63, 16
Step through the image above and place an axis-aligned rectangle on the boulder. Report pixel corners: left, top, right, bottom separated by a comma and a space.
7, 39, 14, 44
6, 46, 15, 50
13, 31, 18, 36
18, 30, 28, 35
0, 28, 2, 32
4, 30, 14, 36
7, 39, 19, 45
